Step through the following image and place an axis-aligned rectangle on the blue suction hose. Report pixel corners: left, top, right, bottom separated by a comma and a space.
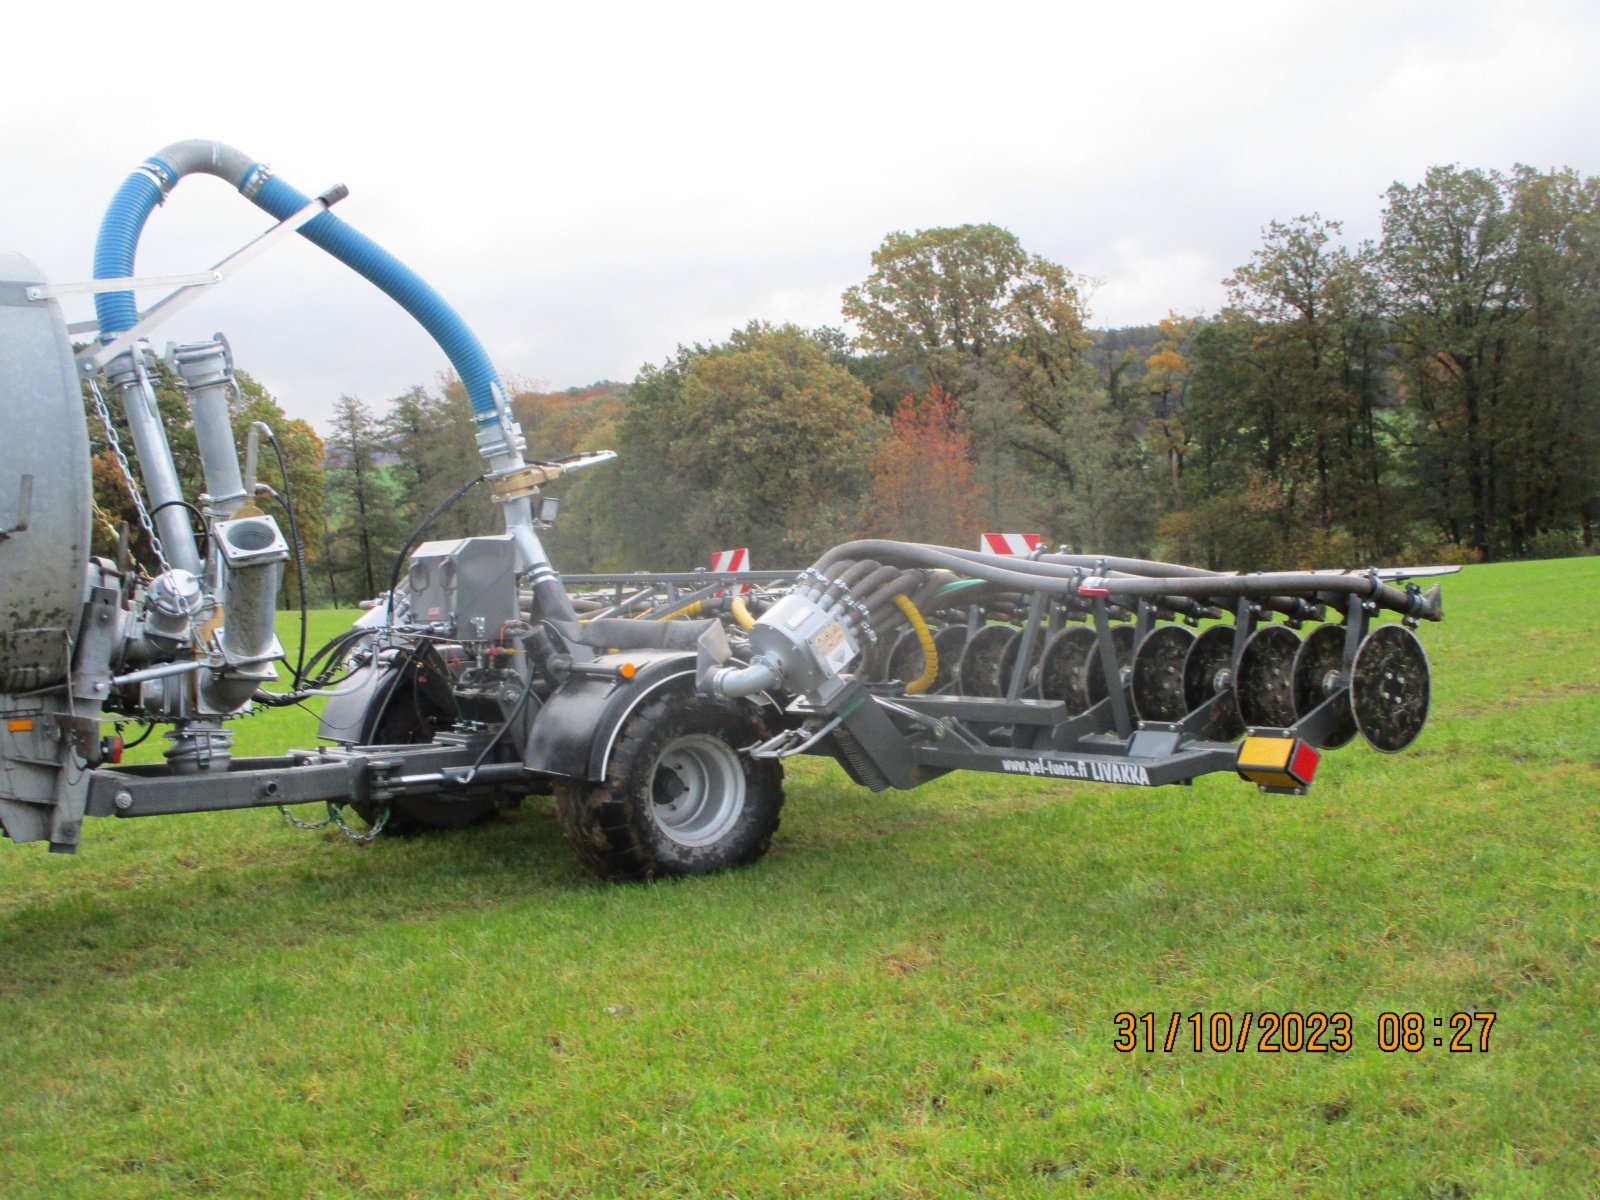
89, 140, 577, 621
92, 140, 506, 429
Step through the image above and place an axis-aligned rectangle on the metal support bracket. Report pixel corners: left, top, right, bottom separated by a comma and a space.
68, 187, 347, 375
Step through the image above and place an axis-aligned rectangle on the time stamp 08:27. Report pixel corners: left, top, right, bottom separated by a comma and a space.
1113, 1011, 1497, 1054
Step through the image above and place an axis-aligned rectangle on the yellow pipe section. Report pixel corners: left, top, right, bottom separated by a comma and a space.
730, 595, 756, 631
655, 599, 703, 621
892, 594, 938, 695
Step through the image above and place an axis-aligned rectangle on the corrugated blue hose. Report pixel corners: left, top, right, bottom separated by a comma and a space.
91, 153, 505, 427
91, 159, 167, 336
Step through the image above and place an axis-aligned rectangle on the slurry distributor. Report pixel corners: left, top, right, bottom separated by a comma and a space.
0, 141, 1448, 878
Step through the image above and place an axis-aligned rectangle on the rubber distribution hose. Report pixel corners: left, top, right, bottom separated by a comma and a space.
815, 539, 1441, 621
848, 564, 903, 607
812, 541, 1091, 598
93, 140, 506, 428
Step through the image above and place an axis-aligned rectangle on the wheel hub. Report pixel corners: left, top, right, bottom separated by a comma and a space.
650, 733, 746, 848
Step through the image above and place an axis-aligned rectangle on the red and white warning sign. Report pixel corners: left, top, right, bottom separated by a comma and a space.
979, 533, 1043, 556
711, 547, 750, 593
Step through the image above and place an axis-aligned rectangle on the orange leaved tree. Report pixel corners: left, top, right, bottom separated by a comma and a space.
867, 387, 981, 547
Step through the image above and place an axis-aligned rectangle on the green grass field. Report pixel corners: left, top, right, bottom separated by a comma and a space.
2, 560, 1598, 1198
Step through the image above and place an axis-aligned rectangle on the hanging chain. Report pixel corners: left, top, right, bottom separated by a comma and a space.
328, 802, 390, 842
278, 803, 334, 830
87, 375, 170, 573
279, 799, 391, 841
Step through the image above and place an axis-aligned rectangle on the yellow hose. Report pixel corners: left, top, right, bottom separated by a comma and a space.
730, 595, 756, 630
893, 594, 938, 694
655, 599, 703, 621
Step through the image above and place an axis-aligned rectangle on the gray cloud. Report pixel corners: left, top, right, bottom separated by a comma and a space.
3, 0, 1595, 430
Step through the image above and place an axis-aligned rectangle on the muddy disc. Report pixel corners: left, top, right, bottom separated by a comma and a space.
1038, 626, 1097, 713
1182, 625, 1244, 741
1236, 624, 1302, 729
1291, 623, 1357, 749
930, 626, 969, 692
957, 624, 1018, 696
1131, 624, 1196, 722
1351, 623, 1430, 752
1084, 623, 1137, 707
999, 628, 1045, 697
885, 627, 926, 685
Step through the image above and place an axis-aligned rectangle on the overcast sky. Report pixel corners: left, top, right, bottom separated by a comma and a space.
4, 0, 1596, 430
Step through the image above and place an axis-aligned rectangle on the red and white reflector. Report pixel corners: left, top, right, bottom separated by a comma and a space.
711, 547, 750, 594
980, 533, 1042, 556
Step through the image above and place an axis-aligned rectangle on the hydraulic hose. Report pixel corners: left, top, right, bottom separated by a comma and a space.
93, 140, 507, 430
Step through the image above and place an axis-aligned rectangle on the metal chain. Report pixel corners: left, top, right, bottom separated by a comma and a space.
328, 802, 389, 842
87, 376, 169, 572
278, 803, 334, 830
278, 799, 390, 840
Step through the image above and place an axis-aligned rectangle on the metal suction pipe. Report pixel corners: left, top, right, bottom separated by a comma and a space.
200, 515, 289, 713
171, 338, 248, 515
103, 351, 202, 575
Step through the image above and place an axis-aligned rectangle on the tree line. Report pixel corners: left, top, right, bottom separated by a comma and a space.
88, 162, 1600, 604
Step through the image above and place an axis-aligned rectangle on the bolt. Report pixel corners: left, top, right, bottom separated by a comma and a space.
113, 790, 134, 811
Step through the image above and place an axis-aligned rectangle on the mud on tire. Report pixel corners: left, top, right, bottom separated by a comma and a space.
554, 692, 784, 881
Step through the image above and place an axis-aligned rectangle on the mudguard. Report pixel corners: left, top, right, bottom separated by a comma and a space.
318, 658, 398, 745
523, 648, 722, 782
317, 646, 454, 745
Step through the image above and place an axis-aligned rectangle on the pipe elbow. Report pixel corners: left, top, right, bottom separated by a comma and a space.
151, 140, 258, 189
703, 658, 782, 700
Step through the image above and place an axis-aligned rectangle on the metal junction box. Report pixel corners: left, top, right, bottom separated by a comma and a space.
405, 535, 519, 642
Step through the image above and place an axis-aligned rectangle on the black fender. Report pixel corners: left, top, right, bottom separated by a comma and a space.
317, 657, 393, 744
317, 645, 454, 745
523, 649, 780, 782
522, 649, 697, 781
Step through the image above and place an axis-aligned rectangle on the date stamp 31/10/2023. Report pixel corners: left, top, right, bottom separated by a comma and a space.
1113, 1011, 1497, 1054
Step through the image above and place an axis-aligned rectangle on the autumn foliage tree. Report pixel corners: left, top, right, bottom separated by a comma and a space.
867, 387, 980, 547
612, 323, 884, 568
84, 365, 324, 601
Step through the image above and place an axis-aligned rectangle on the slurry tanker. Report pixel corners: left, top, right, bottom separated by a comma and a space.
0, 141, 1444, 878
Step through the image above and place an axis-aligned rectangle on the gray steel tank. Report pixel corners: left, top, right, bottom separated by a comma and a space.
0, 253, 93, 691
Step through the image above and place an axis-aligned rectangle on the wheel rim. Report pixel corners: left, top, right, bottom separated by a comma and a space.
650, 733, 747, 847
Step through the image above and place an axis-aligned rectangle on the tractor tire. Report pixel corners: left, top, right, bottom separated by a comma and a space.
554, 692, 784, 881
